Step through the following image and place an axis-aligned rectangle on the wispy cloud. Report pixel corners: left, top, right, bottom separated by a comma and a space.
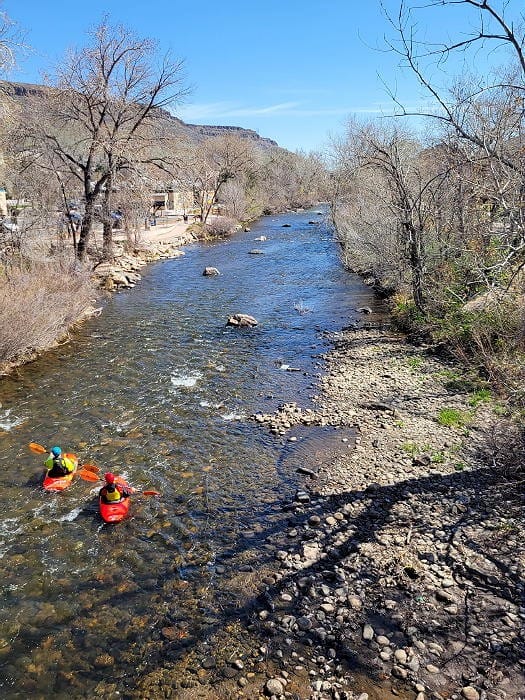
175, 100, 397, 122
176, 100, 302, 120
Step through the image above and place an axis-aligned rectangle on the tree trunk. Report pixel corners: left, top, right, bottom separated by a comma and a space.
77, 195, 96, 261
404, 221, 426, 313
102, 171, 114, 261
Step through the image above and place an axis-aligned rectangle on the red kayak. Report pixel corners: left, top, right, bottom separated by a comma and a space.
99, 477, 132, 523
43, 454, 78, 492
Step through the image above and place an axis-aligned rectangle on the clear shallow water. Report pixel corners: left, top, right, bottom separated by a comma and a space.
0, 211, 383, 697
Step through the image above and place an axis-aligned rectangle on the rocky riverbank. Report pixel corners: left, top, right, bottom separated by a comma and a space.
93, 228, 195, 290
142, 325, 523, 700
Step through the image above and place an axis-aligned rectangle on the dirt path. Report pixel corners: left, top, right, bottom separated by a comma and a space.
136, 219, 193, 245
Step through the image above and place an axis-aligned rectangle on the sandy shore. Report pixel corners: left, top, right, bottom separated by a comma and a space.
128, 218, 193, 245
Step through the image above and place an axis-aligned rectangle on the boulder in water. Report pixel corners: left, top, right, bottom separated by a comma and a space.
226, 314, 258, 328
203, 267, 220, 276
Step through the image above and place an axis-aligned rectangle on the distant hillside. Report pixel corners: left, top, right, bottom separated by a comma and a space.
1, 81, 279, 150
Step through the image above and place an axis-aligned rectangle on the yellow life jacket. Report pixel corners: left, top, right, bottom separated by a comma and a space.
44, 455, 76, 474
105, 486, 121, 502
61, 456, 76, 473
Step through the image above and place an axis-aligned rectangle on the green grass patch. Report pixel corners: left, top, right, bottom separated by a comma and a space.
401, 442, 418, 456
493, 403, 511, 417
437, 407, 470, 427
468, 389, 492, 407
407, 356, 423, 370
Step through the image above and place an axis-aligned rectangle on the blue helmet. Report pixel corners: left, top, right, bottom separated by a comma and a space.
51, 446, 62, 457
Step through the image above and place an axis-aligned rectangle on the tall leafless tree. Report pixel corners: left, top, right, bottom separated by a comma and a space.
22, 21, 187, 261
384, 0, 525, 286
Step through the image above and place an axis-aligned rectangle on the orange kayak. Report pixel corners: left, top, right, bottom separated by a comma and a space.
42, 454, 78, 491
99, 477, 131, 523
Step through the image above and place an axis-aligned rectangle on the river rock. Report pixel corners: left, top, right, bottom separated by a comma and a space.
226, 314, 258, 327
297, 616, 313, 631
203, 267, 220, 276
265, 677, 284, 695
201, 656, 216, 669
461, 688, 480, 700
394, 648, 407, 664
362, 624, 374, 641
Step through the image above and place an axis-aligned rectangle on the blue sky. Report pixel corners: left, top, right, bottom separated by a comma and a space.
3, 0, 518, 152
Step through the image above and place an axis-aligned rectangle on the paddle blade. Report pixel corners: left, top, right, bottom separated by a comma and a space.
143, 490, 161, 496
81, 463, 100, 474
29, 442, 47, 454
78, 470, 101, 482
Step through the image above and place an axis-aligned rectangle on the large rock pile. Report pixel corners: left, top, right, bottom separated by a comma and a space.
92, 241, 189, 290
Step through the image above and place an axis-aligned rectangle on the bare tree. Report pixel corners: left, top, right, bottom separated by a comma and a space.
0, 9, 22, 75
0, 9, 26, 187
257, 148, 327, 213
332, 121, 456, 311
186, 135, 257, 225
22, 21, 186, 261
383, 1, 525, 287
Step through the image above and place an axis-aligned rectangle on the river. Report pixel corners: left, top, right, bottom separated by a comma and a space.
0, 210, 382, 698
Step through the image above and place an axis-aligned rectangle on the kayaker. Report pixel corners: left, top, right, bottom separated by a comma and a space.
99, 472, 133, 504
45, 446, 76, 477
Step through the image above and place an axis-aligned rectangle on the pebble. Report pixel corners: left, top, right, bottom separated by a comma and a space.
426, 664, 440, 674
394, 649, 407, 664
362, 624, 374, 641
461, 688, 480, 700
265, 678, 284, 695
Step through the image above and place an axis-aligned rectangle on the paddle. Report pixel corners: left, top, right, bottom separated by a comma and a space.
77, 470, 101, 482
29, 443, 100, 474
29, 442, 49, 454
77, 470, 160, 496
